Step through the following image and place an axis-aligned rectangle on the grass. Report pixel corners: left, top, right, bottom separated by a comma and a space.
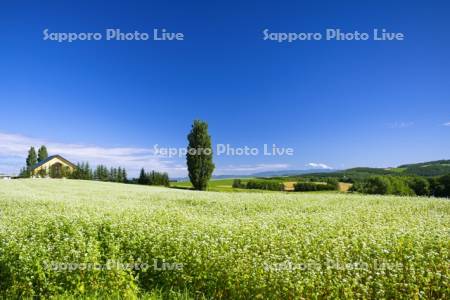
172, 179, 349, 193
0, 179, 449, 298
171, 178, 252, 192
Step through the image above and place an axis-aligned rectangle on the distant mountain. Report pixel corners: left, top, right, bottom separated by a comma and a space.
398, 160, 450, 176
212, 174, 254, 179
171, 160, 450, 181
171, 169, 336, 181
293, 160, 450, 179
398, 160, 450, 168
251, 169, 336, 177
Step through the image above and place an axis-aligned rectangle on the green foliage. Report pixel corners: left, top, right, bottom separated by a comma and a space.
19, 167, 31, 178
352, 176, 390, 195
388, 177, 415, 196
400, 160, 450, 176
246, 179, 284, 191
84, 165, 128, 183
279, 160, 450, 183
37, 167, 48, 178
232, 179, 246, 188
37, 145, 48, 163
351, 176, 415, 196
69, 162, 93, 180
147, 170, 169, 186
138, 168, 147, 184
137, 168, 169, 186
49, 164, 61, 178
0, 180, 449, 298
429, 174, 450, 197
49, 165, 71, 178
350, 174, 450, 197
26, 147, 37, 169
186, 120, 215, 190
171, 178, 254, 192
294, 182, 337, 192
121, 168, 127, 184
93, 165, 110, 181
406, 176, 430, 196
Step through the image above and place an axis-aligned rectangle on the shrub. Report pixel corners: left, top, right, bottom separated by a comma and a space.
69, 162, 93, 180
364, 176, 391, 195
430, 174, 450, 197
352, 176, 415, 196
388, 177, 415, 196
246, 180, 284, 191
406, 177, 430, 196
137, 168, 169, 187
232, 179, 245, 188
294, 182, 337, 192
37, 168, 48, 178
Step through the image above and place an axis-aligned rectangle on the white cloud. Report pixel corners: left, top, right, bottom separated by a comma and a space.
306, 162, 332, 169
443, 122, 450, 127
0, 132, 295, 178
215, 163, 289, 175
0, 132, 185, 177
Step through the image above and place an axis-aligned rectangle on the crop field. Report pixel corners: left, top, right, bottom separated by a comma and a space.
0, 179, 449, 299
171, 178, 251, 192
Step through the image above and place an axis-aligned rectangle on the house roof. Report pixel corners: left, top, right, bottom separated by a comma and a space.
31, 155, 76, 170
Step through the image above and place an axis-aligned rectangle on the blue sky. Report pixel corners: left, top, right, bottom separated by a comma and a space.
0, 0, 449, 177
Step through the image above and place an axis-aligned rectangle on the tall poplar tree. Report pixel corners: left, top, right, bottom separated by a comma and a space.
26, 147, 37, 169
186, 120, 215, 190
37, 145, 48, 162
138, 168, 147, 184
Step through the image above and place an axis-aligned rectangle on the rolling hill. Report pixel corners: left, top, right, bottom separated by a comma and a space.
279, 160, 450, 180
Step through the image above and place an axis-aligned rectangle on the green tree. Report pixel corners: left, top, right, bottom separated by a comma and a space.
186, 120, 215, 190
37, 167, 48, 178
407, 177, 430, 196
25, 146, 38, 176
110, 167, 117, 182
69, 162, 92, 180
138, 168, 148, 185
61, 166, 71, 178
364, 176, 391, 195
122, 168, 127, 183
19, 167, 30, 178
26, 147, 37, 169
430, 174, 450, 197
388, 177, 415, 196
438, 174, 450, 197
94, 165, 108, 181
83, 162, 93, 180
117, 167, 123, 182
232, 179, 245, 188
37, 145, 48, 162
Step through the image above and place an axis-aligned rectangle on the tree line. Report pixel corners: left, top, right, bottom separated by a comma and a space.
17, 146, 171, 186
69, 163, 128, 183
350, 175, 450, 197
137, 168, 170, 186
294, 181, 337, 192
20, 146, 49, 177
16, 120, 216, 190
233, 179, 285, 191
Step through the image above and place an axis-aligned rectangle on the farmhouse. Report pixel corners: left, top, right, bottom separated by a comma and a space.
0, 173, 14, 180
31, 155, 76, 175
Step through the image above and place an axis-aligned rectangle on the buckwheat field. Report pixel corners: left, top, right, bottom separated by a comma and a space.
0, 179, 448, 299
